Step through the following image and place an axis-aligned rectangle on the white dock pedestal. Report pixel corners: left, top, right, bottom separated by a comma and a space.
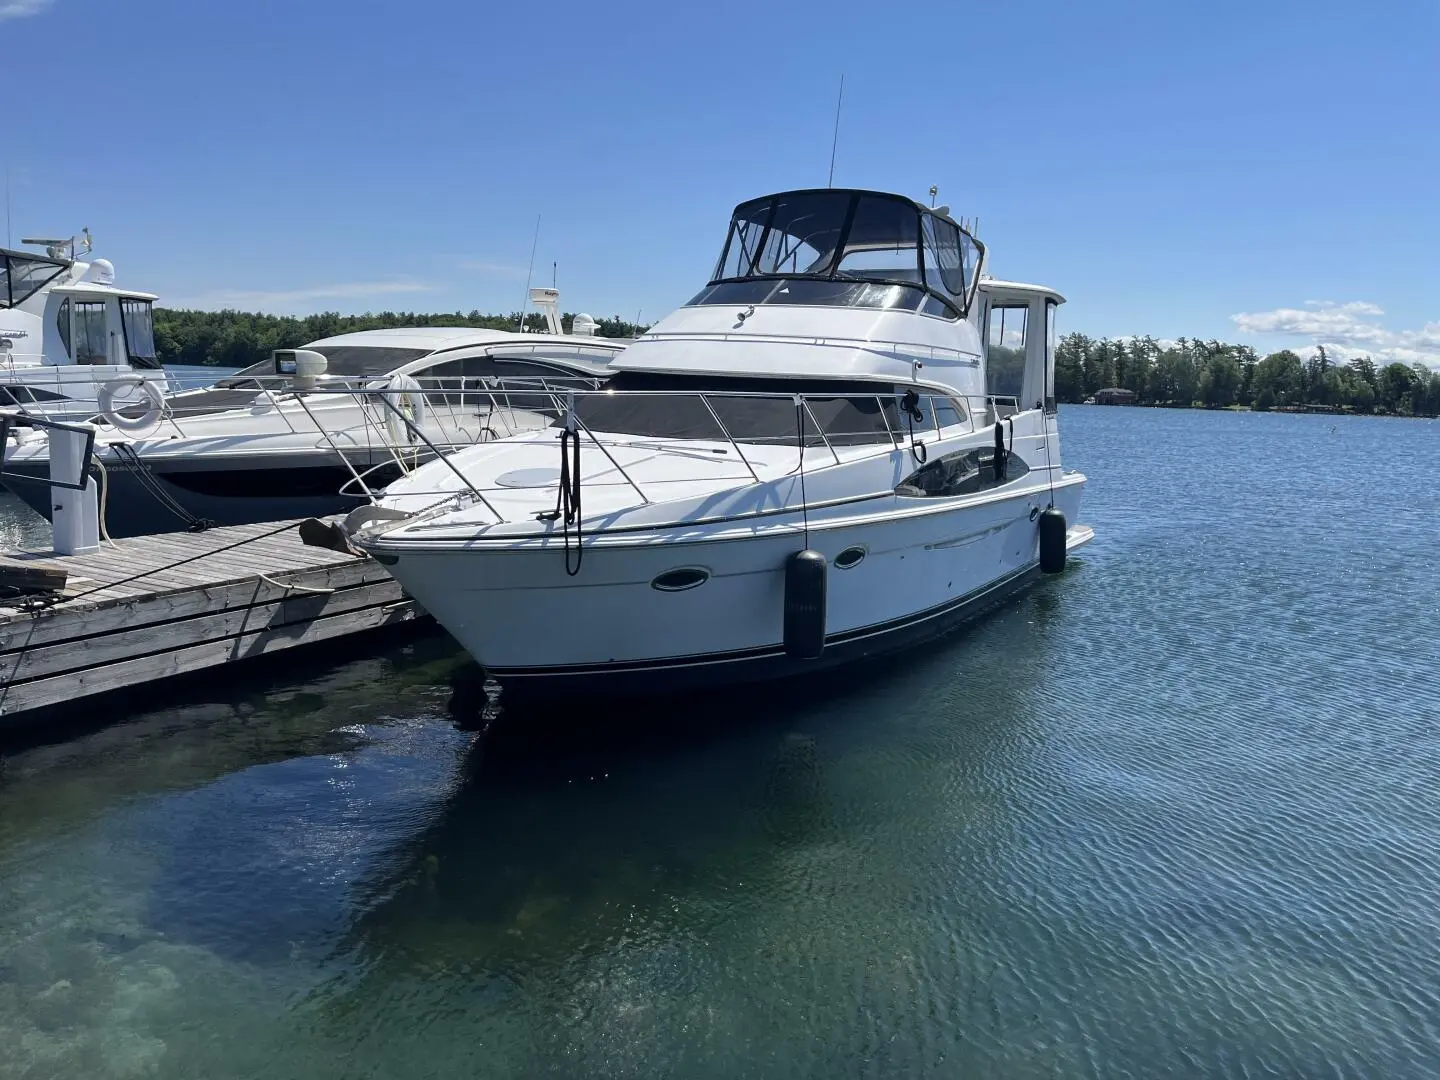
49, 423, 100, 556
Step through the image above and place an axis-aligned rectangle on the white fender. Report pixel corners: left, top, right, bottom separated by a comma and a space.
98, 377, 167, 436
383, 373, 428, 445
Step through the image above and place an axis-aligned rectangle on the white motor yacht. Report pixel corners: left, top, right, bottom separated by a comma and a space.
349, 188, 1091, 697
1, 296, 626, 537
0, 233, 170, 418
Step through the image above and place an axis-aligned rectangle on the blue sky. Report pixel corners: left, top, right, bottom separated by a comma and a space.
3, 0, 1437, 366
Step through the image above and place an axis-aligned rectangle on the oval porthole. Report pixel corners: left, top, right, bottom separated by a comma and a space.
651, 567, 710, 592
834, 546, 867, 570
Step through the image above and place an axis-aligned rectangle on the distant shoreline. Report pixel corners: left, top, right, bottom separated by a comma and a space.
1070, 401, 1439, 419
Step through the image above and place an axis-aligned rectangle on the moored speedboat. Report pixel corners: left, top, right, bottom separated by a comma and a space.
350, 188, 1091, 697
1, 302, 626, 537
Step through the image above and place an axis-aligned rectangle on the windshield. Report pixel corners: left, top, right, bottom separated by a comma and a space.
0, 251, 68, 308
704, 190, 983, 317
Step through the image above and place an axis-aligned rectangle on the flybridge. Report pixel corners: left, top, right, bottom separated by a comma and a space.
703, 188, 986, 320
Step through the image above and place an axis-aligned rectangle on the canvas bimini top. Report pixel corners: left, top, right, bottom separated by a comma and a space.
687, 188, 986, 321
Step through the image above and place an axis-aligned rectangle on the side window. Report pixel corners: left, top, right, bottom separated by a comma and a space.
55, 298, 72, 358
74, 302, 108, 364
896, 446, 1030, 497
985, 303, 1027, 400
120, 298, 160, 368
920, 294, 958, 320
803, 396, 900, 447
931, 396, 967, 429
413, 358, 465, 405
921, 216, 966, 297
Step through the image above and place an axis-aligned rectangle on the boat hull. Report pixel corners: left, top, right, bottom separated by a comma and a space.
371, 476, 1086, 699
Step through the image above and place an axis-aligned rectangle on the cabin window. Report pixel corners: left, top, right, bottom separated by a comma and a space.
690, 279, 924, 312
55, 298, 72, 358
572, 374, 909, 448
121, 299, 161, 369
74, 301, 109, 364
985, 303, 1028, 401
932, 397, 967, 429
896, 446, 1030, 498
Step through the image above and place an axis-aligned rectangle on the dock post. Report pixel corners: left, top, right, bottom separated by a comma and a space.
50, 422, 100, 556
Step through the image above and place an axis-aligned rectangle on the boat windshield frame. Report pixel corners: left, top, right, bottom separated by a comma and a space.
702, 189, 985, 319
216, 345, 436, 389
0, 249, 70, 309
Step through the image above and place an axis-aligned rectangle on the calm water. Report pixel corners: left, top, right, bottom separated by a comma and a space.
1, 406, 1438, 1079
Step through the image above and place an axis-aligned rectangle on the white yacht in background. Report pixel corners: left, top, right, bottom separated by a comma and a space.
0, 232, 170, 418
0, 294, 626, 536
349, 188, 1091, 697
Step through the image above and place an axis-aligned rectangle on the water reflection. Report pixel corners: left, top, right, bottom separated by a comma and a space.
5, 408, 1440, 1078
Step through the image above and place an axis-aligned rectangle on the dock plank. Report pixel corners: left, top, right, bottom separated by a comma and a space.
0, 559, 380, 647
0, 599, 421, 718
0, 517, 427, 723
0, 579, 407, 684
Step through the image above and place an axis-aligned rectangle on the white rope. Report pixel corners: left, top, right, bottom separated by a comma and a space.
256, 572, 335, 596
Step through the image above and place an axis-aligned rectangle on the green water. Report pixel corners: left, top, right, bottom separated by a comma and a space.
1, 405, 1438, 1078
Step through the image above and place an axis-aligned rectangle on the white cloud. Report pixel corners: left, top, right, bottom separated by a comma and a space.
1231, 300, 1440, 368
0, 0, 54, 20
170, 280, 432, 311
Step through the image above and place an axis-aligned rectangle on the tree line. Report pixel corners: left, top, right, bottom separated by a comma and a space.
154, 309, 650, 369
1052, 335, 1440, 416
158, 309, 1440, 417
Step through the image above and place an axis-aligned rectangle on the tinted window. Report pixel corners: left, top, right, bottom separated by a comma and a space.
55, 298, 71, 358
896, 446, 1029, 497
573, 373, 910, 447
932, 397, 967, 428
689, 278, 923, 312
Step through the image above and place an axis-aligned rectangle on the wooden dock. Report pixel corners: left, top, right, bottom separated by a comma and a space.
0, 520, 424, 726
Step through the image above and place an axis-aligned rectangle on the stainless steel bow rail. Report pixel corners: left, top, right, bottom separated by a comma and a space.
301, 381, 1030, 522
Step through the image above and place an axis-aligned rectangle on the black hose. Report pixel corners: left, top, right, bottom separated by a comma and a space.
537, 426, 583, 575
901, 390, 927, 464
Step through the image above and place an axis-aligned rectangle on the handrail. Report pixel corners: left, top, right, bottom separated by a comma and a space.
123, 379, 1039, 521
370, 390, 503, 522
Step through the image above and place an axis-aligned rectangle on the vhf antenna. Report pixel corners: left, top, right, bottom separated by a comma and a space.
517, 213, 541, 331
827, 75, 844, 187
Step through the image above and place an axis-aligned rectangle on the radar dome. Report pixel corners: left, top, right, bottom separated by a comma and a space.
571, 313, 597, 337
88, 259, 116, 285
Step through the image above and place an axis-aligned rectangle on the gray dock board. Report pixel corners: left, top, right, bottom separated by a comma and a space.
0, 518, 425, 723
